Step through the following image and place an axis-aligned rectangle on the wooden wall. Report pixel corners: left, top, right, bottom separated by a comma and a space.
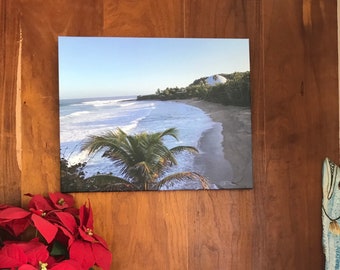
0, 0, 338, 269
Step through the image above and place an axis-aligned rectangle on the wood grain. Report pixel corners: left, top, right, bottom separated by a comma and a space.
19, 0, 103, 198
261, 0, 338, 268
0, 0, 338, 269
185, 0, 252, 38
103, 0, 184, 37
0, 0, 21, 205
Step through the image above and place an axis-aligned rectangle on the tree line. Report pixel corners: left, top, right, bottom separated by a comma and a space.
137, 71, 250, 107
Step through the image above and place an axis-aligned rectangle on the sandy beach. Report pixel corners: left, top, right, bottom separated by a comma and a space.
176, 99, 253, 189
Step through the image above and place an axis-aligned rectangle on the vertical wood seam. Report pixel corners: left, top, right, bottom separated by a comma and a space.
253, 0, 267, 268
16, 22, 22, 172
183, 0, 186, 38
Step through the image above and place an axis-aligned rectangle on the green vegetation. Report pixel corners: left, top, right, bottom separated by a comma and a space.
137, 71, 250, 107
61, 128, 209, 191
60, 158, 87, 192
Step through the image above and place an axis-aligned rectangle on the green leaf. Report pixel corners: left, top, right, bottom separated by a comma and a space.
50, 241, 68, 256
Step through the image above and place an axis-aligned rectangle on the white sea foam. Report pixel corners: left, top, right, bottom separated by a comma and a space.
119, 102, 136, 107
68, 149, 90, 165
61, 110, 91, 119
60, 96, 215, 181
82, 99, 121, 107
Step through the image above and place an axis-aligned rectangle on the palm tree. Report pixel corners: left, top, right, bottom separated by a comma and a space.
81, 127, 209, 191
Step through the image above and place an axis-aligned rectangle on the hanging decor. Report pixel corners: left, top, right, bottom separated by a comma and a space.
322, 157, 340, 269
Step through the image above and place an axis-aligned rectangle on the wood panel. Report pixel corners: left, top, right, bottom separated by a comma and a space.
19, 0, 103, 198
262, 0, 338, 268
103, 0, 184, 37
0, 0, 338, 269
185, 0, 252, 38
0, 1, 21, 205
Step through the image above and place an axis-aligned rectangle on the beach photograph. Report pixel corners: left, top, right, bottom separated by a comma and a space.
58, 37, 252, 192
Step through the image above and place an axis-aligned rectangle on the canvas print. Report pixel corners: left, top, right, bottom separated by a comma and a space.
58, 37, 252, 192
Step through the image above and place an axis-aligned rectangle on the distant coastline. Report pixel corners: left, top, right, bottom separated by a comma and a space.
135, 70, 252, 188
137, 71, 251, 108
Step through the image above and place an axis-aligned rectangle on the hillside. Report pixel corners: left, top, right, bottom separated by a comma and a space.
137, 71, 250, 107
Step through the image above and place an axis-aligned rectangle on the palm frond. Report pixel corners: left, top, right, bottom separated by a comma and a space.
81, 127, 203, 190
170, 146, 199, 155
157, 127, 179, 141
81, 128, 127, 154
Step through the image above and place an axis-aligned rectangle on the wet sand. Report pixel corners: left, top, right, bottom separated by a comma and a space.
177, 99, 253, 189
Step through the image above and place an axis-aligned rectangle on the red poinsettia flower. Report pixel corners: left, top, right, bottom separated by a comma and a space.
0, 205, 31, 237
0, 238, 49, 268
77, 202, 108, 247
0, 238, 83, 269
25, 192, 77, 214
69, 202, 112, 270
0, 193, 112, 269
25, 194, 64, 244
24, 193, 79, 244
48, 192, 75, 210
16, 260, 83, 270
26, 194, 54, 216
70, 240, 112, 270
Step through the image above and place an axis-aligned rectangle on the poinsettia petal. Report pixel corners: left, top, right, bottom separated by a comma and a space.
92, 242, 112, 270
0, 254, 22, 268
77, 228, 108, 248
49, 259, 83, 270
69, 240, 95, 270
0, 206, 31, 237
54, 212, 77, 234
79, 202, 93, 229
0, 242, 28, 267
18, 264, 37, 270
31, 214, 58, 243
78, 226, 96, 243
17, 239, 49, 266
27, 194, 53, 212
0, 206, 30, 220
2, 217, 31, 237
55, 224, 75, 248
93, 233, 109, 249
49, 192, 75, 210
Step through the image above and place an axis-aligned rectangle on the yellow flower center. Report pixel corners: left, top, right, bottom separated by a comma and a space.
86, 227, 94, 236
39, 261, 48, 270
58, 197, 65, 205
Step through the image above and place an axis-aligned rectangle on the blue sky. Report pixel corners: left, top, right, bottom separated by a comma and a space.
58, 37, 250, 99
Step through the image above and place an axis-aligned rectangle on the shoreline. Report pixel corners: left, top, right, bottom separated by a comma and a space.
175, 98, 253, 189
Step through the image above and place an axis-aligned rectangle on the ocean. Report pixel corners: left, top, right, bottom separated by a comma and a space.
59, 96, 227, 190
